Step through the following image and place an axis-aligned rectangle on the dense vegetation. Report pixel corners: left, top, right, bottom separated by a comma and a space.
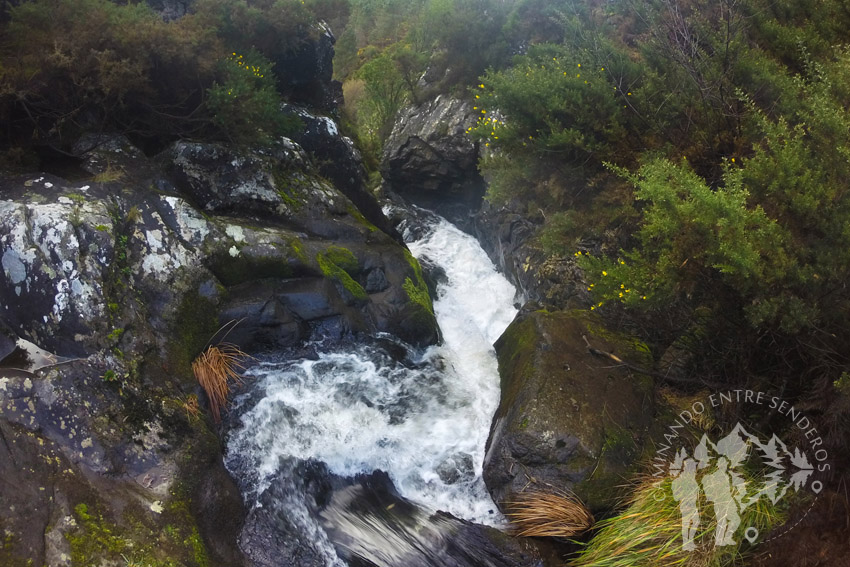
462, 0, 850, 450
0, 0, 338, 165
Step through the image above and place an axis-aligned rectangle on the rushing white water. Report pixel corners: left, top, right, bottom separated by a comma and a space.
226, 215, 517, 525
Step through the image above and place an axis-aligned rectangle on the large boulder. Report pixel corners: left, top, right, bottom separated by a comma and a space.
320, 470, 563, 567
382, 96, 485, 228
484, 310, 657, 514
239, 462, 563, 567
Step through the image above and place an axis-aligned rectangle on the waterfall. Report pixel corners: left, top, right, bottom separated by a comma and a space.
225, 212, 518, 564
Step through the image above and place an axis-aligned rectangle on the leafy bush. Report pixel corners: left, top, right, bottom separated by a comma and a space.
471, 44, 627, 161
0, 0, 324, 155
207, 50, 301, 145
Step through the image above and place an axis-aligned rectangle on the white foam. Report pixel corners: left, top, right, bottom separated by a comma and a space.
227, 216, 517, 525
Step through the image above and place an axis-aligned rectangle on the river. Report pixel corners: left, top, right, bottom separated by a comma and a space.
225, 211, 517, 565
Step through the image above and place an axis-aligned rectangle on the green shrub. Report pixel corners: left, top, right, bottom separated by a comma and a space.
0, 0, 321, 154
206, 50, 300, 145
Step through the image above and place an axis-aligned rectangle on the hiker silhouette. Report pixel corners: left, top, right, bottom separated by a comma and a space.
671, 453, 700, 551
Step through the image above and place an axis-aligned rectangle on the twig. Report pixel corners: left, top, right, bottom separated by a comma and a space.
581, 334, 723, 388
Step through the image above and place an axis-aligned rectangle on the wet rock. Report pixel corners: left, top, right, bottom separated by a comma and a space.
364, 267, 390, 294
282, 104, 398, 239
484, 310, 657, 514
473, 200, 592, 309
159, 138, 343, 221
320, 470, 562, 567
0, 359, 246, 566
0, 124, 439, 565
218, 281, 308, 350
436, 453, 475, 485
382, 96, 485, 228
238, 462, 335, 567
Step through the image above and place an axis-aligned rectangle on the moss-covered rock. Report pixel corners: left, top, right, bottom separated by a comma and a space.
484, 310, 657, 514
316, 245, 369, 302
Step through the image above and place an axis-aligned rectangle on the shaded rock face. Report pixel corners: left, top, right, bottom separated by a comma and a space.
145, 0, 192, 21
275, 23, 342, 112
322, 470, 562, 567
382, 96, 485, 229
484, 310, 656, 514
0, 126, 438, 565
283, 104, 399, 240
472, 201, 593, 309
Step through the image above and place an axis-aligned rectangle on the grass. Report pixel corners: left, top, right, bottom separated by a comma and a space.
191, 343, 248, 422
93, 162, 125, 183
505, 489, 595, 539
569, 474, 784, 567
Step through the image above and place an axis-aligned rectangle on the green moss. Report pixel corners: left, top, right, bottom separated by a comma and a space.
316, 246, 368, 300
580, 312, 654, 367
0, 526, 31, 567
347, 205, 379, 232
160, 498, 209, 567
323, 246, 359, 272
403, 276, 433, 315
272, 168, 308, 209
106, 328, 124, 342
65, 496, 211, 567
285, 235, 308, 264
67, 503, 127, 565
494, 312, 540, 397
168, 289, 220, 380
402, 249, 434, 315
277, 187, 299, 208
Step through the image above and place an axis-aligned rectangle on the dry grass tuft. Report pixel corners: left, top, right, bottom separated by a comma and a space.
191, 343, 248, 422
180, 393, 201, 421
506, 489, 595, 539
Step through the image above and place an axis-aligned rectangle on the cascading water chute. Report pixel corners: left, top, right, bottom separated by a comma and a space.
225, 213, 518, 565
